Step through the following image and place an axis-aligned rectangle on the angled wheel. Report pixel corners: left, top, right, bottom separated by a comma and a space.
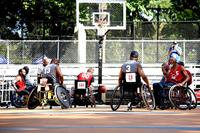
169, 85, 192, 110
54, 85, 71, 109
110, 85, 123, 111
141, 84, 156, 110
187, 87, 197, 109
11, 90, 29, 108
27, 87, 40, 109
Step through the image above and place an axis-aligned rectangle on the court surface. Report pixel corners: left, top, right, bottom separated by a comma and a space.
0, 105, 200, 133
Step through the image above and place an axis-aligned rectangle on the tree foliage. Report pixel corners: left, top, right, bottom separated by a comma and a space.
0, 0, 76, 40
0, 0, 200, 40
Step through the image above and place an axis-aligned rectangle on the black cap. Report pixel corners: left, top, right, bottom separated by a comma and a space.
173, 41, 177, 45
23, 66, 29, 74
130, 51, 139, 58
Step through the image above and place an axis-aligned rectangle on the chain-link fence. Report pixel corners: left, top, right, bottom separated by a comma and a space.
1, 19, 200, 40
0, 40, 199, 64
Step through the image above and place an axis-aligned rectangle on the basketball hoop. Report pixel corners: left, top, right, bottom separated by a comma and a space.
76, 0, 126, 95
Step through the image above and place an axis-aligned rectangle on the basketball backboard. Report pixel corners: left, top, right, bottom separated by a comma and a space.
76, 0, 126, 30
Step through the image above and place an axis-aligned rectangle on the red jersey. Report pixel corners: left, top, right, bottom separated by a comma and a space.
167, 64, 185, 84
15, 81, 26, 91
77, 72, 94, 87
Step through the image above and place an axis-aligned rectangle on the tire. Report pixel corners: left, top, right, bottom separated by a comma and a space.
141, 84, 156, 110
187, 87, 197, 109
110, 85, 123, 111
54, 85, 71, 109
27, 87, 40, 109
169, 85, 192, 110
11, 91, 29, 108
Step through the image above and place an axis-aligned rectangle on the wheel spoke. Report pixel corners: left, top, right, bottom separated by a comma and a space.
169, 85, 193, 110
141, 84, 155, 110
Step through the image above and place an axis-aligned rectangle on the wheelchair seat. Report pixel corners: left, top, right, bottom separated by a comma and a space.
73, 80, 95, 107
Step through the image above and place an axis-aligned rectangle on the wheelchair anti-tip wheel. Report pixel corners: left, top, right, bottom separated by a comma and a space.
110, 85, 123, 111
141, 84, 156, 110
169, 85, 193, 110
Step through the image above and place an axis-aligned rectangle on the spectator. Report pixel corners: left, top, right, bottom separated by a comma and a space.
168, 41, 182, 63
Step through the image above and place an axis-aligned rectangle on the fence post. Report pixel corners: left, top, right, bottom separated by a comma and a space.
6, 41, 9, 64
141, 40, 144, 64
57, 37, 60, 59
183, 40, 186, 64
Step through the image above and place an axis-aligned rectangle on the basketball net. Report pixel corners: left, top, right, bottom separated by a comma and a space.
96, 20, 108, 36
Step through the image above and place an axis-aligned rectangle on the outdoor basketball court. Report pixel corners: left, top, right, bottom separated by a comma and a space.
0, 0, 199, 133
0, 105, 200, 133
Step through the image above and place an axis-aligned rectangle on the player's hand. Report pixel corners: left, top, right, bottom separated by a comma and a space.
177, 83, 183, 87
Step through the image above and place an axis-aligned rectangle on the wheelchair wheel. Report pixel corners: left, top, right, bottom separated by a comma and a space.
141, 84, 156, 110
11, 90, 29, 108
54, 85, 71, 109
110, 85, 123, 111
187, 87, 197, 109
27, 87, 40, 109
169, 85, 192, 110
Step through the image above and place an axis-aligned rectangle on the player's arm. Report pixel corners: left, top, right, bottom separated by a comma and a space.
168, 47, 173, 55
91, 76, 94, 83
56, 66, 64, 85
137, 64, 150, 88
179, 66, 189, 86
118, 67, 123, 86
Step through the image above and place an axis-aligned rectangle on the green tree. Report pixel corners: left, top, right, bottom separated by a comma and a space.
0, 0, 22, 39
0, 0, 76, 40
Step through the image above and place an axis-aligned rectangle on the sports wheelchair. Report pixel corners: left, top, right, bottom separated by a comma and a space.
72, 80, 96, 108
159, 84, 197, 110
170, 85, 197, 110
27, 77, 71, 109
110, 81, 155, 111
10, 81, 33, 108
